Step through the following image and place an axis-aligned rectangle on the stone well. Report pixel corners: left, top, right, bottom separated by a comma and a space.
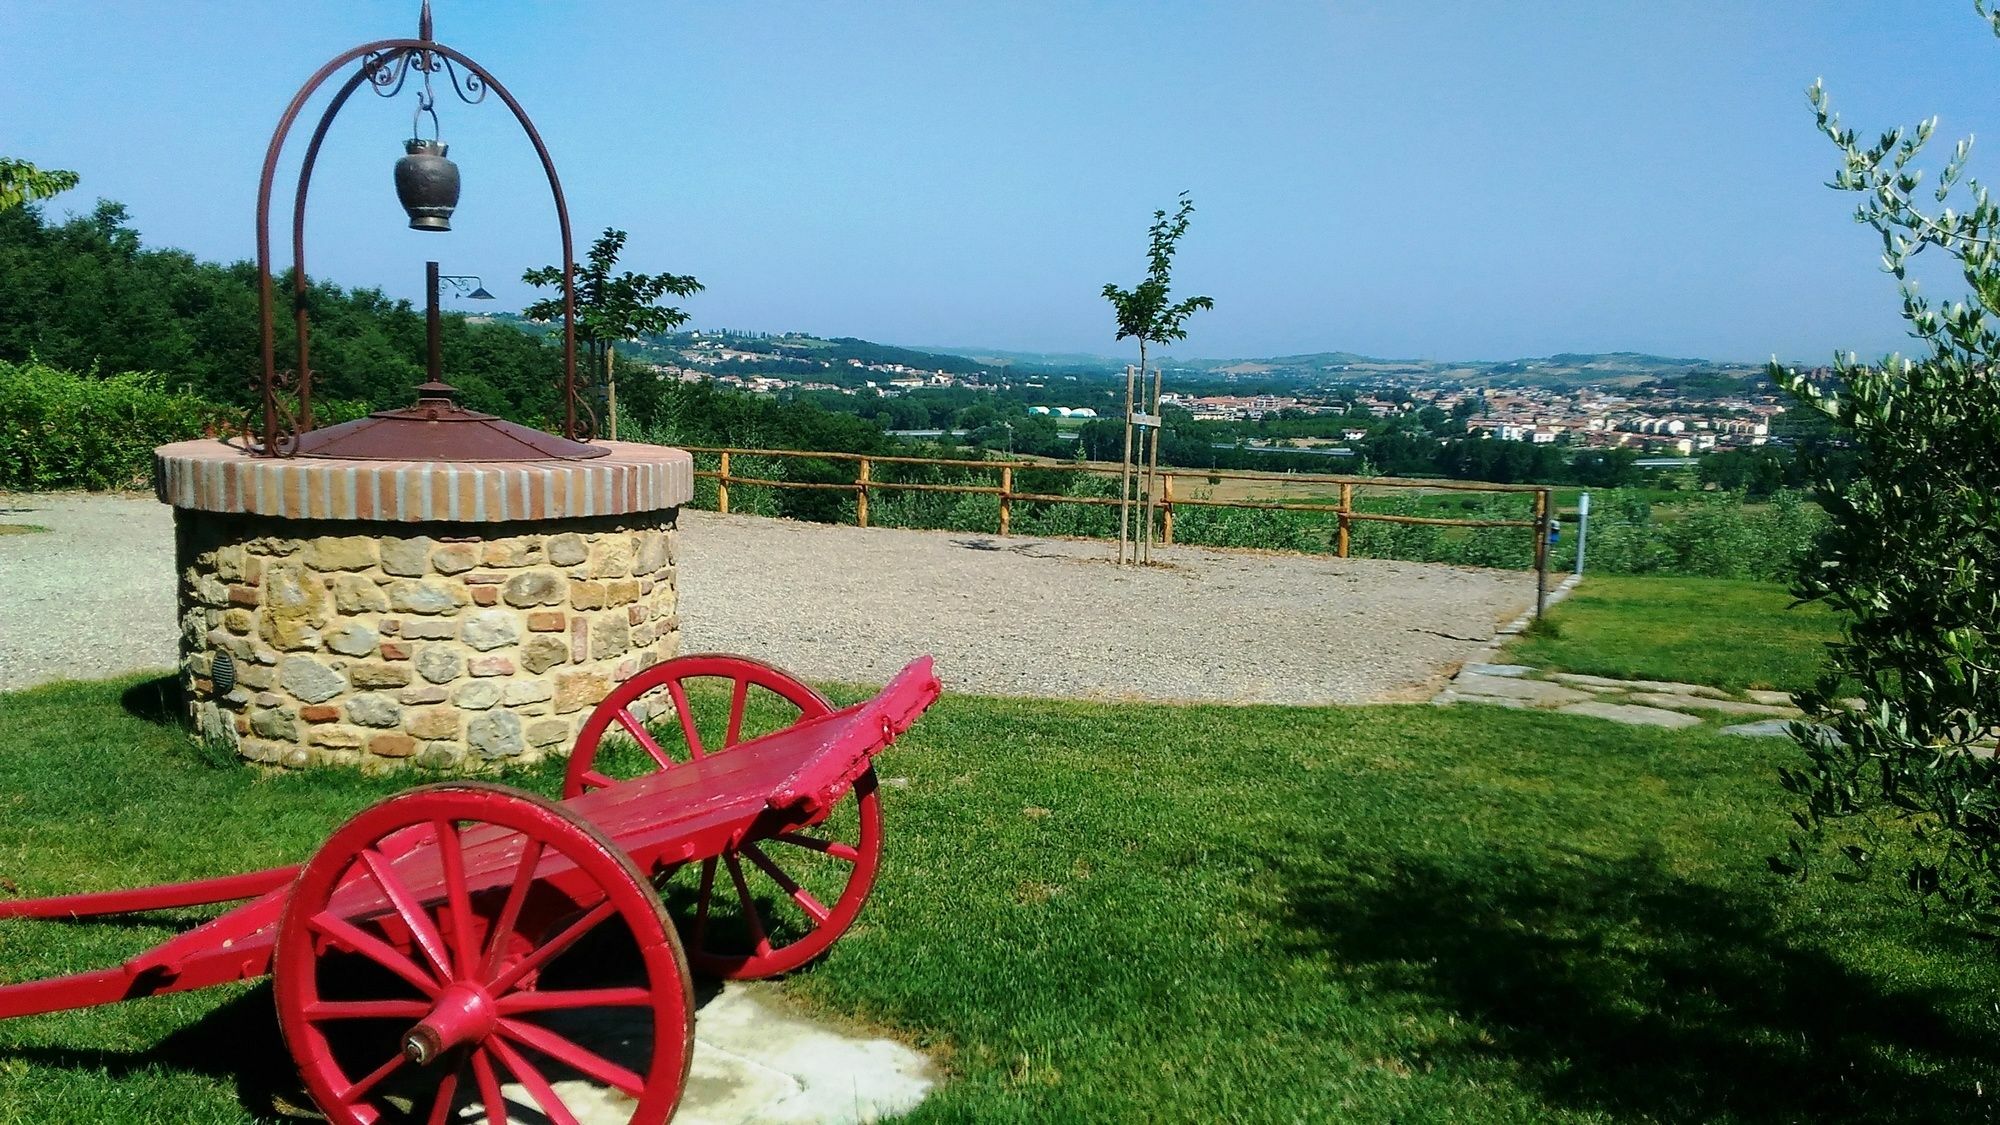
155, 439, 692, 770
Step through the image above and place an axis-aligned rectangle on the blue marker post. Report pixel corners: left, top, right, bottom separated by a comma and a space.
1575, 491, 1591, 575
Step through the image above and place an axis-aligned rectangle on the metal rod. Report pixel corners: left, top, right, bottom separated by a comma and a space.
288, 68, 377, 438
426, 260, 442, 385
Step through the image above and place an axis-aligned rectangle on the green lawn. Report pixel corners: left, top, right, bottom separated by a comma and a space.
1547, 485, 1709, 513
0, 672, 1989, 1123
1505, 575, 1841, 693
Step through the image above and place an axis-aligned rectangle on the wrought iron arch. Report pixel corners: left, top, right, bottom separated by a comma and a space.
253, 11, 583, 455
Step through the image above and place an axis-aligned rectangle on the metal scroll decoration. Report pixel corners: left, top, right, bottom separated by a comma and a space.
252, 1, 584, 457
238, 365, 307, 453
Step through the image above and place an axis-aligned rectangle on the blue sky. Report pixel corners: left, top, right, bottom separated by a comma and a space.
6, 2, 2000, 363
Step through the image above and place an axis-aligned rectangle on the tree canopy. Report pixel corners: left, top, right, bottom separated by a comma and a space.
524, 228, 701, 437
1101, 191, 1214, 364
0, 157, 78, 211
0, 193, 563, 424
1772, 7, 2000, 940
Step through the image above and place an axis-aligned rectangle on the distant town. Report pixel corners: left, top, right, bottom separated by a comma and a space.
578, 327, 1807, 462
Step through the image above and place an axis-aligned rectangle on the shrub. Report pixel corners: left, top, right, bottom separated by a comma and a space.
1773, 54, 2000, 925
0, 359, 234, 490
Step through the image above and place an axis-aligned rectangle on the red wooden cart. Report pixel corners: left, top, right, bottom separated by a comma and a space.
0, 654, 940, 1124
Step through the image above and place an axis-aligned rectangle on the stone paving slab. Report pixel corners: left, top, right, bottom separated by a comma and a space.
1627, 692, 1800, 718
1449, 674, 1594, 706
1463, 663, 1535, 678
1558, 701, 1706, 729
1744, 690, 1797, 707
1722, 719, 1797, 737
1547, 673, 1730, 698
1432, 692, 1534, 709
1543, 675, 1621, 693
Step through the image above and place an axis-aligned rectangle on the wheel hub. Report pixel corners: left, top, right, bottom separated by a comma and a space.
401, 982, 496, 1066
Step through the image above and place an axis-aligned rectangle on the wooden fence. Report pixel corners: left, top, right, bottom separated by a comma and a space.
681, 446, 1555, 614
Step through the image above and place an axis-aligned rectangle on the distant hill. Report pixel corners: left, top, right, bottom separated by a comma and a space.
916, 342, 1763, 388
491, 315, 1766, 390
487, 321, 995, 378
906, 345, 1129, 373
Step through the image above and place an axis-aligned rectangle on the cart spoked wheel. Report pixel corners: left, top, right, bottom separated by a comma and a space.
565, 653, 884, 980
275, 783, 694, 1125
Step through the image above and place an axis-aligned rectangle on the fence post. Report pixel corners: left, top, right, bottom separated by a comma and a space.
1337, 482, 1352, 558
717, 451, 731, 515
1534, 488, 1550, 618
857, 457, 871, 528
999, 465, 1013, 536
1162, 474, 1174, 545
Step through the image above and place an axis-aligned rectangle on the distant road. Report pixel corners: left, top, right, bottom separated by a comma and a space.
1215, 443, 1355, 457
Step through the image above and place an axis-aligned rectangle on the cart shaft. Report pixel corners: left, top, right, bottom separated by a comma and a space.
0, 866, 298, 920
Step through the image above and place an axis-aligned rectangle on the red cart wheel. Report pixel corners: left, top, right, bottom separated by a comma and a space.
565, 653, 884, 980
275, 783, 693, 1125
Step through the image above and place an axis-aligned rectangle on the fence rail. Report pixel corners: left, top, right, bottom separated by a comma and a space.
680, 445, 1554, 613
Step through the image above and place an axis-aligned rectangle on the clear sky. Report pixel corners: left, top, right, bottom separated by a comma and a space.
6, 2, 1999, 363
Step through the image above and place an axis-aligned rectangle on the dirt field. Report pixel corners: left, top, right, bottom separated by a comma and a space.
0, 494, 1535, 704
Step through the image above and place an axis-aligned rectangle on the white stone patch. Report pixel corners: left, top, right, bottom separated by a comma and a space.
468, 982, 936, 1124
682, 983, 936, 1125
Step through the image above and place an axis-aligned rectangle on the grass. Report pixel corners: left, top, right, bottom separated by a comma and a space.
1504, 575, 1841, 693
1549, 484, 1681, 507
0, 524, 47, 536
1222, 485, 1693, 515
0, 672, 1991, 1122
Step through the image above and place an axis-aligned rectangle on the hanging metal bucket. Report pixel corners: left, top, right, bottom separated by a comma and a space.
395, 137, 459, 232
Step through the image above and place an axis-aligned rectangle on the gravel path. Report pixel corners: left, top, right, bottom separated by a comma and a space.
676, 510, 1532, 705
0, 494, 1535, 704
0, 492, 179, 691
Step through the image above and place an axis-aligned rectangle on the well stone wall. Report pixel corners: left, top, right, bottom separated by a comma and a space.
176, 510, 679, 770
